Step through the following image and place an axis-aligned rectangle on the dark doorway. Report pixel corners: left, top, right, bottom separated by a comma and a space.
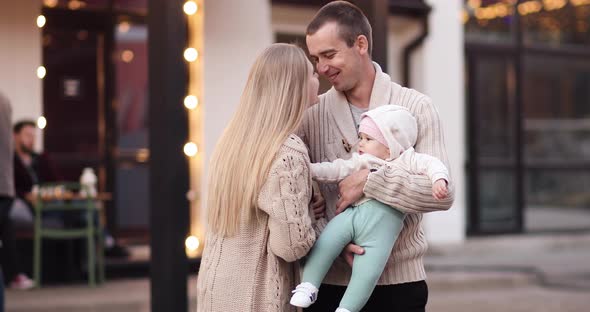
42, 7, 150, 243
464, 0, 590, 235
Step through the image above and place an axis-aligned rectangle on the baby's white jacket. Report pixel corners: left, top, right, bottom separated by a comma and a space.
311, 148, 450, 203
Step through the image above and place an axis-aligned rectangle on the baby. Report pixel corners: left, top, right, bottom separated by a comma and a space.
290, 105, 449, 312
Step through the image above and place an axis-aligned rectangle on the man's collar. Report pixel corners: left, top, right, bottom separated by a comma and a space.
324, 61, 393, 152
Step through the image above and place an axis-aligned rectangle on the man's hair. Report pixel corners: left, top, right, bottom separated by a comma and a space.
13, 120, 36, 134
306, 1, 373, 55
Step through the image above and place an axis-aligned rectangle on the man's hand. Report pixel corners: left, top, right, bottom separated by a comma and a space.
336, 169, 369, 214
310, 190, 326, 220
341, 243, 365, 267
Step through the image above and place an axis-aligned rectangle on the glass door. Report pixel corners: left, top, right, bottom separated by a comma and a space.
466, 49, 522, 234
112, 19, 149, 241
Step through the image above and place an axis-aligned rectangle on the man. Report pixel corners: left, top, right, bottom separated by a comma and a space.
13, 120, 129, 258
299, 2, 454, 311
0, 94, 33, 291
13, 120, 60, 203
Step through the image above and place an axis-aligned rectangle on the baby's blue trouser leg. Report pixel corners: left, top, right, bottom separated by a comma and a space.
339, 203, 405, 312
302, 209, 354, 288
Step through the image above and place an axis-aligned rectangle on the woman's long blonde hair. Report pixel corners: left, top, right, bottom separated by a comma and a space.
207, 43, 312, 237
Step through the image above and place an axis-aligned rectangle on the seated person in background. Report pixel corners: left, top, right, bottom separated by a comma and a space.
12, 120, 60, 226
12, 120, 128, 259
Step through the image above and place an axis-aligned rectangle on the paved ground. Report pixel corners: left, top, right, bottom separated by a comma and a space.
6, 232, 590, 311
425, 232, 590, 312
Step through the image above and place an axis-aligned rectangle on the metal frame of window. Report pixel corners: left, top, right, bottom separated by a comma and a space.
466, 0, 590, 235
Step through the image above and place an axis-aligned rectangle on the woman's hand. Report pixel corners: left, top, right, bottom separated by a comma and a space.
310, 190, 326, 220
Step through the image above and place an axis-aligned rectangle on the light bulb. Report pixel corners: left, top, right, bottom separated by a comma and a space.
184, 48, 198, 62
184, 95, 199, 109
37, 116, 47, 129
37, 15, 46, 28
184, 142, 198, 157
37, 66, 46, 79
185, 236, 200, 251
183, 1, 198, 15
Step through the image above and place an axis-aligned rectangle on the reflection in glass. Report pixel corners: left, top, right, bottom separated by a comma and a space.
43, 0, 147, 14
475, 56, 515, 159
479, 170, 518, 232
464, 1, 590, 46
526, 170, 590, 208
115, 23, 148, 151
114, 22, 149, 231
523, 55, 590, 162
464, 0, 516, 43
522, 1, 590, 46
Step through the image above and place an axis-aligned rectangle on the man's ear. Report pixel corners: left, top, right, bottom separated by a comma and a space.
355, 35, 369, 56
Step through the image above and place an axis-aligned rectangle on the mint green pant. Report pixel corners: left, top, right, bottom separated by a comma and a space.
302, 200, 405, 312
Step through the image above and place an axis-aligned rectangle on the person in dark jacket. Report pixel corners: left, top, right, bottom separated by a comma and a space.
0, 98, 34, 291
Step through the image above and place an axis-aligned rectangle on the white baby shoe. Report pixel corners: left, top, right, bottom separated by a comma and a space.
289, 282, 319, 308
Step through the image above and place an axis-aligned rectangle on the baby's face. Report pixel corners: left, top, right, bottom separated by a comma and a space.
358, 132, 390, 160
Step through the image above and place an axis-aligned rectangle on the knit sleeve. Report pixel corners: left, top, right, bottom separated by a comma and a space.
364, 97, 455, 214
402, 149, 450, 184
258, 148, 316, 262
311, 153, 381, 183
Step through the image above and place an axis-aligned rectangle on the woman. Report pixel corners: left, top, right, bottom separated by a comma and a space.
196, 43, 320, 311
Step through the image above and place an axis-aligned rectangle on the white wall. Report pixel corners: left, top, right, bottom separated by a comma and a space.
202, 0, 273, 219
386, 16, 421, 84
420, 0, 466, 245
272, 5, 317, 35
0, 0, 43, 149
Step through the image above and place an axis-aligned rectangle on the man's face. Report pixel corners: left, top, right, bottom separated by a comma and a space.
306, 22, 362, 92
14, 125, 36, 154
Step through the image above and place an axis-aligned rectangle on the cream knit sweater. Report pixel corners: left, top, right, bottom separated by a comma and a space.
196, 134, 316, 312
298, 62, 455, 286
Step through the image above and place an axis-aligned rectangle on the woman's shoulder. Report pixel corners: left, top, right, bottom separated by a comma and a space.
266, 134, 310, 175
280, 134, 309, 156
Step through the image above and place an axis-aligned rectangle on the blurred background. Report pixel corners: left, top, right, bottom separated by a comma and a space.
0, 0, 588, 311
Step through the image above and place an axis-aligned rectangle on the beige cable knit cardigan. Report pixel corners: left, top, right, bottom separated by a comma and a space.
298, 62, 455, 286
196, 134, 316, 312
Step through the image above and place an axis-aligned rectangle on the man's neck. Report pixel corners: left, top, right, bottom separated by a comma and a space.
344, 61, 376, 109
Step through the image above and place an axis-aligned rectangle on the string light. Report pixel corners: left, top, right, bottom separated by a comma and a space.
121, 50, 135, 63
68, 0, 86, 10
185, 236, 200, 251
183, 48, 198, 62
183, 1, 204, 258
37, 117, 47, 129
183, 1, 198, 15
571, 0, 590, 5
37, 66, 46, 79
473, 3, 512, 21
184, 95, 199, 110
543, 0, 567, 11
183, 142, 198, 157
518, 1, 542, 15
467, 0, 481, 9
43, 0, 58, 7
37, 15, 46, 28
118, 21, 131, 33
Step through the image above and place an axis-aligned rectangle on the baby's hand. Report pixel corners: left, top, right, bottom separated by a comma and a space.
432, 179, 448, 200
